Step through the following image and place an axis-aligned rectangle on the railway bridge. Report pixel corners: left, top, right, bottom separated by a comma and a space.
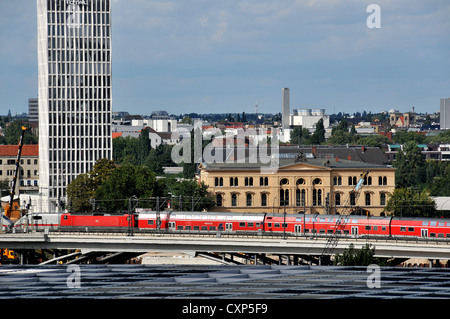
2, 232, 450, 266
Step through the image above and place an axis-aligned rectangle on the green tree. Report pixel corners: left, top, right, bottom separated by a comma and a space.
334, 243, 379, 266
428, 164, 450, 196
393, 141, 426, 188
67, 159, 116, 212
384, 188, 437, 217
2, 120, 38, 145
289, 126, 311, 145
95, 164, 158, 212
309, 118, 325, 144
161, 177, 215, 211
67, 173, 95, 212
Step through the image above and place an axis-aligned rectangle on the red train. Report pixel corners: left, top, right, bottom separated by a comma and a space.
12, 209, 450, 239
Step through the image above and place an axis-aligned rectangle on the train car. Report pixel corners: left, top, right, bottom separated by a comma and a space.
390, 217, 450, 239
1, 214, 14, 231
60, 213, 135, 232
13, 213, 60, 232
136, 209, 266, 234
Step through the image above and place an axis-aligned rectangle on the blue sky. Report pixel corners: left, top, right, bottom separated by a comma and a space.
0, 0, 449, 116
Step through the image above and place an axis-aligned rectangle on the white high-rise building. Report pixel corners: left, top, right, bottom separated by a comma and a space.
37, 0, 113, 211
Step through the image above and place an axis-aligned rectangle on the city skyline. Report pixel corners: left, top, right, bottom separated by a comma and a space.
0, 0, 449, 116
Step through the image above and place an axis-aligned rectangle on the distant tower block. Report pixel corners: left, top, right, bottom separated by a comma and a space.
282, 88, 290, 130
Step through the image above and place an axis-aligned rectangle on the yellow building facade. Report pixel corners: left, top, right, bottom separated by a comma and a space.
199, 157, 396, 216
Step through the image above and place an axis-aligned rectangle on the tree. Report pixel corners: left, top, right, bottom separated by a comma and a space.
428, 164, 450, 196
334, 243, 380, 266
161, 177, 215, 211
67, 159, 116, 212
289, 126, 311, 145
309, 118, 325, 144
67, 173, 95, 212
393, 141, 426, 188
2, 120, 38, 145
384, 188, 437, 217
95, 164, 158, 212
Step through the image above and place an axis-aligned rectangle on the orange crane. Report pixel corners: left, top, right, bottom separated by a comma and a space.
4, 126, 28, 219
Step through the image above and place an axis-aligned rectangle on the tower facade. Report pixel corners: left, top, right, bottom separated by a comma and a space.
441, 98, 450, 130
282, 88, 290, 130
37, 0, 112, 211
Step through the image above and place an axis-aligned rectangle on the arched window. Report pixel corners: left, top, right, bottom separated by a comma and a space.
296, 178, 305, 185
261, 193, 267, 207
216, 194, 223, 207
231, 193, 237, 207
215, 177, 219, 187
313, 178, 322, 185
230, 177, 234, 187
313, 189, 322, 206
249, 177, 253, 186
335, 193, 341, 206
383, 176, 387, 185
280, 189, 289, 206
246, 193, 252, 207
365, 193, 371, 206
380, 193, 386, 206
350, 192, 356, 206
296, 189, 306, 206
280, 178, 289, 186
234, 177, 238, 186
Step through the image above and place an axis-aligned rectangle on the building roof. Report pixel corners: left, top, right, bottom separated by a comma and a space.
0, 145, 38, 157
201, 156, 393, 171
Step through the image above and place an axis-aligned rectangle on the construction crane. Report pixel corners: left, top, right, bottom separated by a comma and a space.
4, 126, 28, 219
320, 170, 370, 263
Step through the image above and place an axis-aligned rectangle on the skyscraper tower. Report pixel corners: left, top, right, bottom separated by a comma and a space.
282, 88, 290, 130
37, 0, 113, 211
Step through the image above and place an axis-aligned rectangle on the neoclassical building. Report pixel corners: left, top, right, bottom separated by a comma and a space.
199, 156, 396, 216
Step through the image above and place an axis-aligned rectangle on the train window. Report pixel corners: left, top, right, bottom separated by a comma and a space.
147, 220, 154, 225
400, 227, 406, 232
201, 226, 208, 231
210, 226, 216, 231
256, 223, 261, 227
438, 233, 444, 238
327, 230, 333, 234
408, 227, 414, 232
430, 222, 437, 226
268, 223, 272, 227
177, 226, 183, 230
365, 226, 371, 231
382, 226, 386, 231
373, 226, 378, 231
248, 222, 254, 227
319, 229, 325, 234
343, 230, 349, 235
320, 218, 326, 222
422, 221, 428, 226
64, 215, 68, 220
193, 226, 200, 231
185, 226, 191, 231
282, 223, 288, 228
439, 222, 445, 227
430, 233, 436, 237
239, 222, 246, 227
274, 223, 280, 228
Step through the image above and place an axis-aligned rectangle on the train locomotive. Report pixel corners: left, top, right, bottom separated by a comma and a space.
11, 209, 450, 240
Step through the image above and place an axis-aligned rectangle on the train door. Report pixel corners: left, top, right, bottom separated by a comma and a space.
351, 226, 359, 237
169, 222, 176, 231
421, 229, 428, 238
294, 225, 302, 236
225, 223, 233, 233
